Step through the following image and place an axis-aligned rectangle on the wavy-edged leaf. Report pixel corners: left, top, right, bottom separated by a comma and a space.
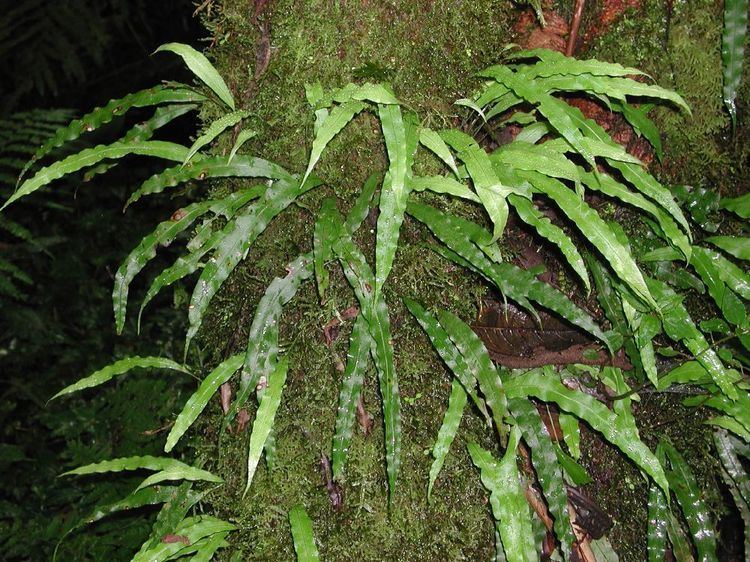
647, 482, 669, 562
183, 109, 251, 164
51, 356, 188, 400
506, 49, 645, 79
5, 141, 191, 210
314, 198, 338, 301
165, 354, 243, 452
83, 104, 198, 181
333, 82, 400, 105
505, 367, 669, 495
114, 200, 213, 333
722, 0, 748, 127
376, 106, 418, 290
332, 314, 372, 481
685, 390, 750, 436
156, 43, 235, 110
715, 430, 750, 556
510, 398, 575, 559
186, 176, 305, 353
411, 175, 480, 202
301, 100, 366, 186
613, 101, 663, 161
705, 236, 750, 262
440, 129, 511, 241
418, 127, 459, 176
333, 225, 401, 499
135, 465, 224, 492
660, 441, 718, 561
522, 171, 656, 309
289, 505, 321, 562
691, 246, 748, 328
468, 429, 538, 562
127, 154, 293, 207
20, 86, 204, 180
403, 298, 489, 421
244, 357, 288, 496
648, 277, 738, 400
189, 531, 231, 562
428, 379, 467, 501
508, 193, 589, 291
492, 142, 581, 182
228, 129, 257, 163
437, 309, 508, 436
62, 455, 219, 481
76, 486, 182, 531
138, 482, 204, 553
132, 516, 236, 562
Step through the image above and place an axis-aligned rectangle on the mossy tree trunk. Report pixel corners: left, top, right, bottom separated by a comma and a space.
195, 1, 521, 560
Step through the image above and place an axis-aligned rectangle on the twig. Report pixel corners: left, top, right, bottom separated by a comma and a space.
566, 0, 586, 56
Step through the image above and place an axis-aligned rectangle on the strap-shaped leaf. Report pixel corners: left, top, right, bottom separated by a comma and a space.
403, 298, 489, 421
132, 516, 236, 562
522, 170, 656, 309
492, 142, 581, 182
508, 193, 589, 292
375, 106, 418, 290
114, 201, 214, 334
228, 129, 257, 163
505, 48, 645, 79
332, 314, 372, 481
721, 192, 750, 219
468, 429, 538, 562
135, 466, 224, 491
410, 175, 480, 202
333, 82, 400, 105
51, 356, 188, 400
186, 176, 305, 353
714, 430, 750, 556
722, 0, 748, 127
613, 101, 663, 161
705, 236, 750, 262
289, 505, 321, 562
314, 198, 339, 301
183, 109, 251, 164
510, 398, 574, 559
647, 482, 669, 562
165, 354, 244, 452
5, 141, 191, 210
156, 43, 236, 110
301, 100, 366, 186
127, 154, 293, 207
505, 367, 669, 495
62, 455, 220, 482
441, 129, 511, 241
691, 246, 748, 329
437, 309, 508, 435
76, 486, 183, 531
428, 379, 467, 501
20, 86, 204, 181
418, 127, 459, 176
244, 357, 288, 495
648, 277, 738, 400
660, 441, 718, 561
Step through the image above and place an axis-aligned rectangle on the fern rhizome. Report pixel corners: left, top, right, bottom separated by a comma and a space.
6, 43, 750, 560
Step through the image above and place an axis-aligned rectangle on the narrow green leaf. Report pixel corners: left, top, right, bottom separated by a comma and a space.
314, 198, 338, 301
165, 354, 244, 452
722, 0, 748, 127
441, 129, 511, 240
289, 505, 321, 562
302, 100, 366, 186
660, 441, 718, 561
647, 482, 669, 562
437, 309, 508, 435
522, 170, 656, 309
721, 192, 750, 218
403, 298, 489, 422
228, 129, 257, 163
333, 82, 400, 105
188, 531, 231, 562
691, 246, 748, 328
156, 43, 236, 110
244, 358, 288, 496
135, 466, 224, 491
127, 154, 293, 207
51, 356, 188, 400
77, 486, 182, 530
613, 101, 663, 161
714, 430, 750, 556
468, 429, 538, 562
705, 236, 750, 261
510, 398, 575, 559
376, 105, 418, 290
5, 141, 191, 210
138, 483, 204, 553
410, 175, 481, 203
648, 277, 738, 400
62, 455, 219, 481
183, 109, 251, 164
332, 314, 372, 481
419, 127, 459, 176
508, 193, 590, 291
428, 379, 467, 501
685, 391, 750, 437
505, 367, 669, 495
114, 201, 213, 334
186, 177, 305, 353
506, 49, 645, 79
20, 86, 204, 181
